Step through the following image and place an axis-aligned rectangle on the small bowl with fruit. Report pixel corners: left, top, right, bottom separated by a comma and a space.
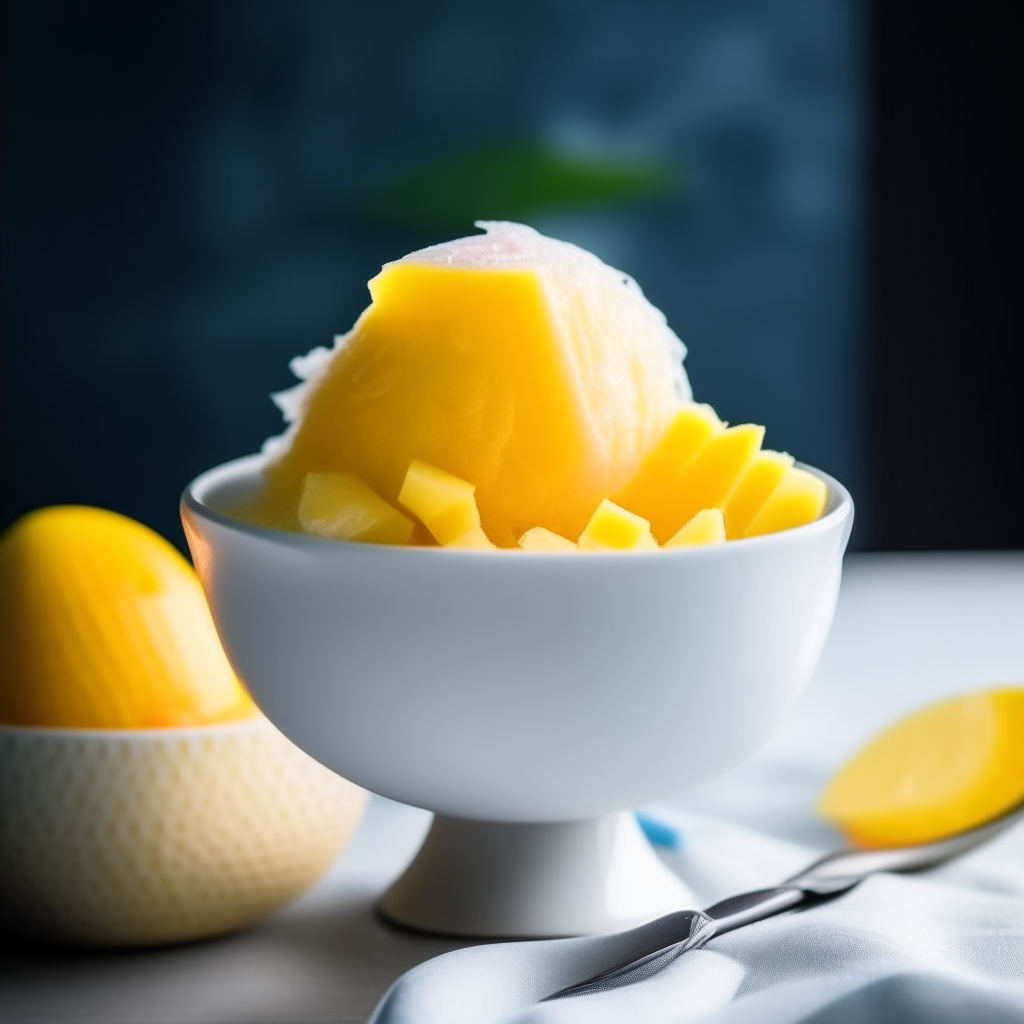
0, 506, 366, 947
182, 222, 853, 939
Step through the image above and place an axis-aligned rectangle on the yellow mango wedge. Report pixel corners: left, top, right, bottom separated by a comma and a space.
578, 500, 658, 552
298, 472, 414, 544
260, 222, 689, 547
614, 404, 723, 537
398, 460, 495, 548
518, 527, 578, 552
649, 424, 764, 543
0, 507, 256, 729
723, 450, 794, 539
663, 508, 726, 548
819, 688, 1024, 847
445, 525, 498, 550
743, 466, 827, 538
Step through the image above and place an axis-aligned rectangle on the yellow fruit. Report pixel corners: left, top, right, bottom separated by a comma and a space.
743, 466, 827, 539
518, 527, 578, 553
614, 403, 723, 532
298, 472, 414, 544
663, 508, 726, 548
398, 459, 491, 546
259, 221, 689, 547
578, 500, 658, 552
0, 507, 257, 728
657, 424, 764, 543
818, 688, 1024, 847
445, 525, 498, 550
723, 450, 794, 539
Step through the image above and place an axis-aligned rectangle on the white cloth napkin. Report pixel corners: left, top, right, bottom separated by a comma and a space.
369, 557, 1024, 1023
368, 811, 1024, 1024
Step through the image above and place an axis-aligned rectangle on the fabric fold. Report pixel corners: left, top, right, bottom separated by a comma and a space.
368, 814, 1024, 1024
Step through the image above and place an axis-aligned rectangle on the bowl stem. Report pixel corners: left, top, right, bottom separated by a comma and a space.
378, 811, 695, 938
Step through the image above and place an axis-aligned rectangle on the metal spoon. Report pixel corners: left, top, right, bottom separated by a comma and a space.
545, 798, 1024, 1001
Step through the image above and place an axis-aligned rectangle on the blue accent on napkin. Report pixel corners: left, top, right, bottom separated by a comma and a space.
635, 810, 683, 850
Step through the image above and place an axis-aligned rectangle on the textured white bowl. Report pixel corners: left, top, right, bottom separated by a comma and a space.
0, 716, 366, 947
182, 455, 852, 824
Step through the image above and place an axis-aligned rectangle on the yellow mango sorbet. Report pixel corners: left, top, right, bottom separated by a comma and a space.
258, 221, 689, 547
242, 221, 831, 550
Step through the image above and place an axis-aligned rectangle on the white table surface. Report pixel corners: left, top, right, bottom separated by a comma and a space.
3, 552, 1023, 1024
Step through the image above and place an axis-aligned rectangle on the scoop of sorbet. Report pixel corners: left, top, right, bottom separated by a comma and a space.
258, 222, 690, 547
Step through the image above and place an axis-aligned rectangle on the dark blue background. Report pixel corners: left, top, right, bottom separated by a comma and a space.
4, 0, 868, 548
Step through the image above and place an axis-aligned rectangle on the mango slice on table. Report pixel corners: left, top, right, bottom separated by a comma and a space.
518, 527, 578, 552
298, 472, 414, 544
723, 450, 795, 539
578, 500, 658, 552
614, 403, 723, 537
818, 688, 1024, 847
663, 508, 726, 548
398, 460, 495, 548
260, 222, 689, 547
743, 466, 827, 538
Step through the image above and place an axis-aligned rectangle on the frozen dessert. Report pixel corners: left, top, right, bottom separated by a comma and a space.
247, 221, 826, 549
257, 220, 688, 547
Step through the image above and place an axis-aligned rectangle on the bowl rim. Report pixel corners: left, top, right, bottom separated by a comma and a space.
0, 715, 271, 741
182, 452, 853, 558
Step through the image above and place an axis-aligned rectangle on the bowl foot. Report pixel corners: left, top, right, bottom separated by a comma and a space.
378, 811, 695, 938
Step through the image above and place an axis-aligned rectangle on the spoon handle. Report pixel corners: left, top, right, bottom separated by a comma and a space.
545, 888, 806, 1000
789, 799, 1024, 895
545, 799, 1024, 1002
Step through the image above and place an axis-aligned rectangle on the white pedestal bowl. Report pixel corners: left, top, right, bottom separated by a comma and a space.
182, 455, 852, 938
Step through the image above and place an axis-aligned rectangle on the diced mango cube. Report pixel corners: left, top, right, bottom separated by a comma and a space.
578, 500, 657, 552
614, 404, 723, 540
298, 472, 414, 544
445, 524, 497, 550
663, 508, 726, 548
743, 467, 827, 538
517, 527, 578, 552
723, 450, 795, 539
398, 460, 482, 545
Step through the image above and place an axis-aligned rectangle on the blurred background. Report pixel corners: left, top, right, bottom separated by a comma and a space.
1, 0, 1019, 551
